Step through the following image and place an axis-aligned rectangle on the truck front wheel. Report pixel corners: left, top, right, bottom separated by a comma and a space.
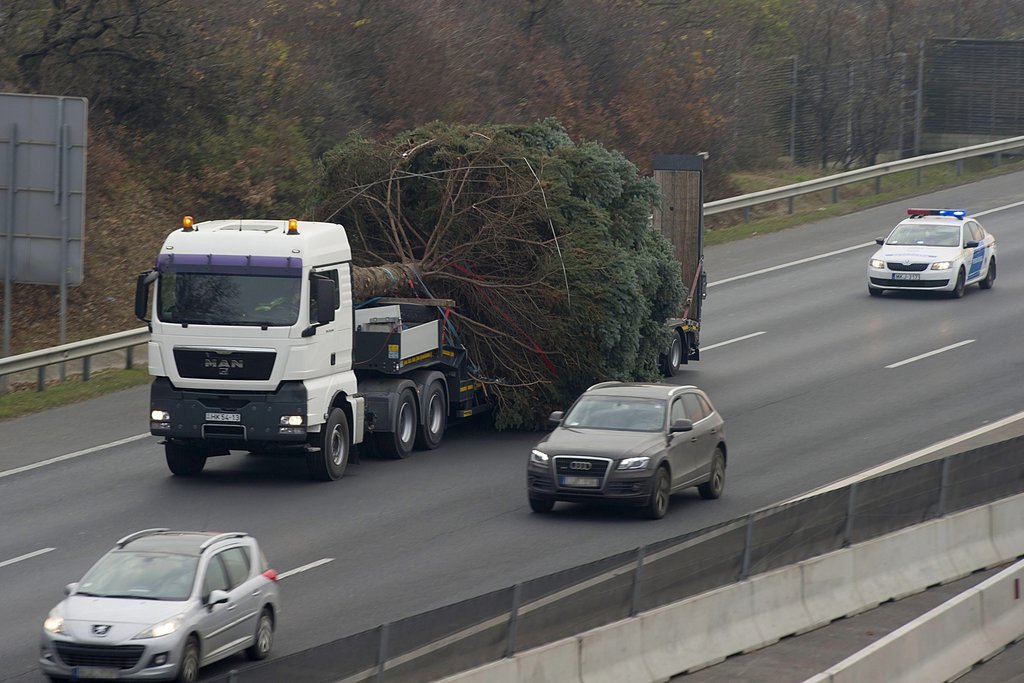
374, 389, 417, 459
308, 408, 350, 481
165, 442, 206, 476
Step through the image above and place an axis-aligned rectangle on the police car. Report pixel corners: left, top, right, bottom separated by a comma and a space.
867, 209, 996, 298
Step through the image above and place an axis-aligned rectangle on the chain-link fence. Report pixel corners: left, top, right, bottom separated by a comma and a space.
206, 433, 1024, 683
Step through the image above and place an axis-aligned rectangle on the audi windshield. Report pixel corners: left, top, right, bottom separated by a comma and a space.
562, 396, 666, 432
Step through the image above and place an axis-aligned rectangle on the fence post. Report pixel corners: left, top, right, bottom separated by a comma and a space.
994, 151, 1003, 167
937, 456, 951, 518
126, 345, 134, 370
37, 367, 45, 392
743, 206, 750, 223
82, 355, 90, 382
740, 513, 755, 580
843, 482, 858, 547
506, 583, 522, 657
789, 55, 798, 162
916, 168, 923, 185
375, 622, 390, 682
788, 196, 795, 214
913, 40, 924, 157
874, 176, 881, 194
227, 670, 238, 683
629, 546, 646, 617
832, 186, 839, 204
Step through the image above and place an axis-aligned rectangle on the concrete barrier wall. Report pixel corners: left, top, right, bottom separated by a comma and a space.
807, 558, 1024, 683
435, 492, 1024, 683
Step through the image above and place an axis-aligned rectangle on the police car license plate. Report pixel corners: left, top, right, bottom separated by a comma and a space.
560, 476, 600, 488
205, 412, 241, 422
892, 273, 920, 280
74, 667, 120, 679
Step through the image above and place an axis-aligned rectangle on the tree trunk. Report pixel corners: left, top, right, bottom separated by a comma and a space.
352, 263, 420, 301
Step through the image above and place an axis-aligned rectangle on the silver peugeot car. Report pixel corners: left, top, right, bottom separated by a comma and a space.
39, 529, 280, 682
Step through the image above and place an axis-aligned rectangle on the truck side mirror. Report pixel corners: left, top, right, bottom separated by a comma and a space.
313, 275, 336, 324
134, 270, 158, 321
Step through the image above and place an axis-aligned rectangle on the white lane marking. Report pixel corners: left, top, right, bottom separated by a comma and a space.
783, 409, 1024, 504
277, 558, 333, 580
708, 198, 1024, 288
0, 547, 56, 569
885, 339, 975, 369
974, 199, 1024, 217
701, 331, 767, 352
708, 242, 876, 287
0, 433, 151, 480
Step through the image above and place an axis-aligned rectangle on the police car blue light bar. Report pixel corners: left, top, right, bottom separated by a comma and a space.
906, 208, 967, 218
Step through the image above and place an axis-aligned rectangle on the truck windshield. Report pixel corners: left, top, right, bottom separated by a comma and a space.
158, 271, 302, 326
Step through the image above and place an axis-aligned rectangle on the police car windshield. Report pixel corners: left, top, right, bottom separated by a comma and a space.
563, 396, 666, 432
887, 223, 960, 247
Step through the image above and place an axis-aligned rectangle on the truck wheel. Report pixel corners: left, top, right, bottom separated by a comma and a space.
308, 408, 350, 481
414, 382, 447, 450
374, 389, 417, 459
661, 333, 682, 377
165, 442, 206, 476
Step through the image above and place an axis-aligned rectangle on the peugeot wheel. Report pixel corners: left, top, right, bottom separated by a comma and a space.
246, 609, 274, 661
176, 637, 200, 683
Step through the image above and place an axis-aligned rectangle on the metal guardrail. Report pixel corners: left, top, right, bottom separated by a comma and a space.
0, 327, 148, 390
704, 133, 1024, 217
3, 134, 1024, 388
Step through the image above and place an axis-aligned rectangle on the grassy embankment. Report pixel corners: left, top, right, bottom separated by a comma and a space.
2, 155, 1022, 420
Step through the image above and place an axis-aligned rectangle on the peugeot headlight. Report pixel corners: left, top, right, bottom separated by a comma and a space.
617, 457, 651, 470
133, 613, 185, 639
869, 259, 885, 269
931, 261, 952, 270
43, 610, 65, 634
530, 449, 550, 465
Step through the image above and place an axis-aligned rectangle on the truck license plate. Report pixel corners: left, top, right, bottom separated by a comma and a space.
892, 273, 920, 280
560, 476, 600, 488
205, 412, 241, 422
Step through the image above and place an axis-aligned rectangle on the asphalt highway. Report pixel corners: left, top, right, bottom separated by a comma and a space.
2, 172, 1024, 681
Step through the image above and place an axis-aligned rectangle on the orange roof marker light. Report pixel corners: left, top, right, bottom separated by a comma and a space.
287, 219, 299, 235
182, 215, 194, 232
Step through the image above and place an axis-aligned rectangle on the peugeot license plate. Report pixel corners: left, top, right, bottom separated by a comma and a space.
560, 476, 600, 488
74, 667, 120, 679
205, 412, 241, 422
892, 273, 920, 280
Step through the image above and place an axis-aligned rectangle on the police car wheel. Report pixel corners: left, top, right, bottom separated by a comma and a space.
950, 269, 966, 299
868, 286, 883, 297
979, 258, 996, 290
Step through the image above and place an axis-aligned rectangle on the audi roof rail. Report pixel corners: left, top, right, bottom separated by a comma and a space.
116, 528, 170, 548
199, 532, 248, 552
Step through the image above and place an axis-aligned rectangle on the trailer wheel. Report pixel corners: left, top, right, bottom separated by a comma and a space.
308, 408, 350, 481
165, 442, 206, 476
375, 389, 418, 459
414, 382, 447, 450
661, 333, 682, 377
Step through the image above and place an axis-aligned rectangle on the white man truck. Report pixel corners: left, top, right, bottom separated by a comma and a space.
135, 217, 488, 481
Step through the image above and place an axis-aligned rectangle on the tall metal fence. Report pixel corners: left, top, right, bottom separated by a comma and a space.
208, 434, 1024, 683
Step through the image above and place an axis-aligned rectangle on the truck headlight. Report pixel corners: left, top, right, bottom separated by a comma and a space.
869, 259, 885, 269
618, 457, 651, 470
931, 261, 952, 270
530, 449, 549, 465
151, 410, 170, 422
280, 415, 304, 426
133, 613, 184, 639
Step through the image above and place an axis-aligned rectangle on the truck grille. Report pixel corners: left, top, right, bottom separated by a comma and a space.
55, 643, 145, 669
174, 349, 276, 380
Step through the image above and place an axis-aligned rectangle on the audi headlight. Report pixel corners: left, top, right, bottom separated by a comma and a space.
43, 610, 65, 634
869, 259, 885, 269
530, 449, 550, 465
133, 613, 185, 640
617, 457, 651, 470
931, 261, 952, 270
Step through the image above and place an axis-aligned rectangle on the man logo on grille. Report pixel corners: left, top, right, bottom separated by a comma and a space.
91, 624, 112, 636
